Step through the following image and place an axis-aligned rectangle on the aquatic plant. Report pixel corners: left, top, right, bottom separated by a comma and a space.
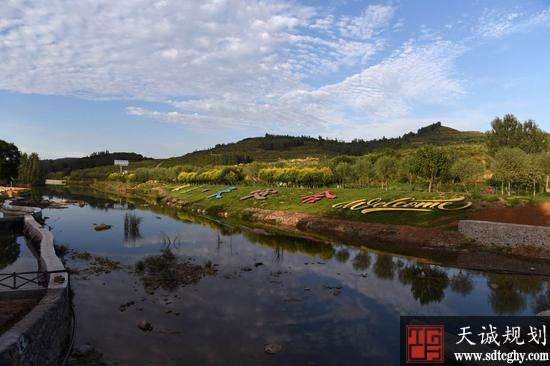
160, 232, 181, 251
134, 248, 216, 291
124, 213, 142, 242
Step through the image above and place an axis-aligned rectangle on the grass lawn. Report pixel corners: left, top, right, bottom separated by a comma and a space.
163, 183, 477, 227
87, 181, 549, 228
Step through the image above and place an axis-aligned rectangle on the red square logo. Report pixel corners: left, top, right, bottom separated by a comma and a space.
406, 325, 444, 363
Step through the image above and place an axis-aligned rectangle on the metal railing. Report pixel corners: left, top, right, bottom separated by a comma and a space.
0, 269, 69, 290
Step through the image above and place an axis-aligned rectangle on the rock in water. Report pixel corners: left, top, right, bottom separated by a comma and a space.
264, 343, 283, 354
137, 320, 153, 332
94, 224, 112, 231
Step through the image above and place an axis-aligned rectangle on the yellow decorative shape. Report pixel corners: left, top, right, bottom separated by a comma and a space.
332, 196, 472, 215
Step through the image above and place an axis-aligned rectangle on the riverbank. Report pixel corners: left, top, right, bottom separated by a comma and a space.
56, 181, 550, 273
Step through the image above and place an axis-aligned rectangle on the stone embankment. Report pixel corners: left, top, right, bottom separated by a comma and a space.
0, 200, 71, 365
458, 220, 550, 248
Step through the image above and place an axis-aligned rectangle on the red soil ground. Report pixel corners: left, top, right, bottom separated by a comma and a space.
471, 202, 550, 226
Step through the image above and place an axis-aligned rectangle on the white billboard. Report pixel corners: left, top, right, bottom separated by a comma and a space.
114, 160, 129, 166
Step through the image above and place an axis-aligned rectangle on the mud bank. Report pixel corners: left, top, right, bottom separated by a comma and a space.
247, 209, 550, 276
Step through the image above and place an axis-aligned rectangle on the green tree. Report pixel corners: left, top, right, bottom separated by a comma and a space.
333, 162, 356, 186
17, 152, 43, 185
397, 155, 417, 188
0, 139, 21, 185
486, 114, 548, 154
533, 151, 550, 193
354, 156, 375, 187
520, 120, 548, 154
449, 157, 485, 189
374, 155, 397, 190
486, 114, 523, 154
411, 146, 452, 192
492, 147, 528, 196
17, 153, 30, 184
525, 155, 544, 196
28, 153, 43, 185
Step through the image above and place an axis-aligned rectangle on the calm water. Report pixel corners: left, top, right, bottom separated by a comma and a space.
0, 235, 37, 275
39, 189, 550, 365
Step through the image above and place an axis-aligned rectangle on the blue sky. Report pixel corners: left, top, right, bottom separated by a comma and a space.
1, 0, 549, 159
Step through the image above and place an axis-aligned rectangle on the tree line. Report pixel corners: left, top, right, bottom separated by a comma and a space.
0, 139, 44, 186
42, 151, 147, 176
50, 113, 550, 195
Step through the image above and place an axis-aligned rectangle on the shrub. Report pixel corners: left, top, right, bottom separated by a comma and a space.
258, 167, 333, 186
107, 172, 123, 181
177, 167, 243, 184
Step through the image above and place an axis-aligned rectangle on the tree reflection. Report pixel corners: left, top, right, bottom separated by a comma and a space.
373, 254, 395, 280
352, 252, 371, 271
242, 231, 334, 260
335, 249, 350, 263
399, 264, 449, 304
0, 235, 20, 270
534, 287, 550, 314
450, 272, 474, 296
486, 274, 542, 315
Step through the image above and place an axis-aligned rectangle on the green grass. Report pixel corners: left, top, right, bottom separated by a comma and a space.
86, 180, 549, 228
163, 183, 476, 227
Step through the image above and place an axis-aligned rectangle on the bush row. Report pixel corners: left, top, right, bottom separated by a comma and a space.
258, 167, 334, 187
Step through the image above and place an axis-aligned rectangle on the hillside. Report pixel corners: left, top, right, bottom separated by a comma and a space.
160, 122, 484, 166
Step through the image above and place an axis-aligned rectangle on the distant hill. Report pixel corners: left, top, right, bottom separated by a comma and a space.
42, 151, 150, 175
161, 122, 485, 166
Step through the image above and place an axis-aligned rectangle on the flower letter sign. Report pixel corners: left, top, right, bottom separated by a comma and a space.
332, 196, 472, 215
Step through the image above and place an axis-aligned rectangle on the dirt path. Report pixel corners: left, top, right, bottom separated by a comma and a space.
471, 202, 550, 226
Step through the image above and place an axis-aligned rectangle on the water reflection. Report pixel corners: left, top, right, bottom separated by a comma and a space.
34, 187, 550, 364
373, 254, 395, 280
352, 252, 371, 271
486, 274, 541, 315
334, 249, 350, 263
449, 271, 474, 296
534, 286, 550, 313
0, 235, 19, 270
123, 213, 142, 244
398, 264, 449, 305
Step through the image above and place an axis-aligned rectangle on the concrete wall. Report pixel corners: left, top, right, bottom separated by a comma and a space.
0, 289, 70, 366
0, 205, 70, 366
458, 220, 550, 248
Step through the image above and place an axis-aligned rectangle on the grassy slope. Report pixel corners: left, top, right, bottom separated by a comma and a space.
92, 181, 508, 229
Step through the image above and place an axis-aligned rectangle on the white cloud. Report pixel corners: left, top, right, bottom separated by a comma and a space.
477, 7, 550, 39
337, 4, 396, 40
0, 0, 468, 137
130, 40, 465, 135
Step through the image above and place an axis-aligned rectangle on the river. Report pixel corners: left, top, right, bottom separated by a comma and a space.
37, 188, 550, 365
